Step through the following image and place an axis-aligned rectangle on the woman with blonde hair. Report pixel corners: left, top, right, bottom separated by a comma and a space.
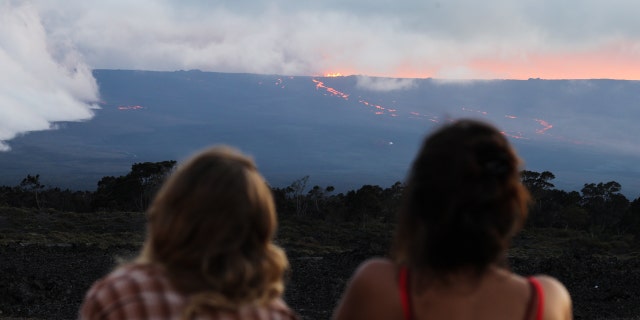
333, 119, 572, 320
80, 146, 297, 320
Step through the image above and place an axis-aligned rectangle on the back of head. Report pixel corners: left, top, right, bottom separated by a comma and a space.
140, 146, 287, 312
393, 119, 530, 275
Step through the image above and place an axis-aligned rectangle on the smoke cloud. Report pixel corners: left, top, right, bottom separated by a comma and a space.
2, 0, 640, 150
29, 1, 640, 80
356, 76, 417, 92
0, 2, 98, 151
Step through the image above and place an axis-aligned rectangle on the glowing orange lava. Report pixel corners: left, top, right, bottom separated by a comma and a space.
313, 78, 408, 117
312, 79, 349, 100
306, 78, 569, 144
324, 73, 345, 77
534, 119, 553, 134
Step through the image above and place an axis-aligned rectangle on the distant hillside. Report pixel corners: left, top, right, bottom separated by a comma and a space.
0, 70, 638, 198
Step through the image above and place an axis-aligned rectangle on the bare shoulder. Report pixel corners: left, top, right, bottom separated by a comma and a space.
343, 258, 397, 298
332, 258, 402, 320
535, 274, 571, 300
533, 275, 573, 320
353, 257, 397, 279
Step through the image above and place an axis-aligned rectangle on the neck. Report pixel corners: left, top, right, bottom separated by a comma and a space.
414, 264, 507, 294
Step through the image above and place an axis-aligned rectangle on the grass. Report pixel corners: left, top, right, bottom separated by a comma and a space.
0, 206, 146, 248
0, 207, 395, 257
277, 215, 394, 257
510, 227, 639, 260
1, 206, 638, 260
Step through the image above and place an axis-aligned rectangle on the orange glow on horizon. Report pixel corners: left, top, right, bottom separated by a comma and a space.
320, 42, 640, 80
470, 48, 640, 80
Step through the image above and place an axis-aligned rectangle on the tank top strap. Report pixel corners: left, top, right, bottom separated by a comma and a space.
399, 266, 413, 320
525, 276, 545, 320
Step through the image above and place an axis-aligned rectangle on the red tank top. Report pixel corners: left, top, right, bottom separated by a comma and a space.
398, 267, 544, 320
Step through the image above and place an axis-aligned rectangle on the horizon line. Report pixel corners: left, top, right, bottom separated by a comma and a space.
91, 69, 639, 82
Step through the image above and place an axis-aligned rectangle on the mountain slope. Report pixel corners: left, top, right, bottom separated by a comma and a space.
0, 70, 638, 198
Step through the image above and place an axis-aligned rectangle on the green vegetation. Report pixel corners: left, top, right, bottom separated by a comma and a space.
0, 207, 146, 249
2, 163, 640, 320
2, 176, 639, 319
277, 215, 393, 257
1, 207, 638, 264
510, 227, 639, 260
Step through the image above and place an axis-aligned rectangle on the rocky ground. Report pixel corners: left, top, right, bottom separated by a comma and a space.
1, 208, 639, 319
1, 243, 640, 320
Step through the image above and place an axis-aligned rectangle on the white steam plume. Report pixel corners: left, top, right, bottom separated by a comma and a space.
355, 76, 417, 92
0, 2, 98, 151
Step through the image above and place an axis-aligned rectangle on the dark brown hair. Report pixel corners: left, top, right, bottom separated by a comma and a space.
138, 146, 288, 316
392, 119, 530, 276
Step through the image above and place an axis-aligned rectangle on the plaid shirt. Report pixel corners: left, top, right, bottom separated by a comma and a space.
79, 263, 298, 320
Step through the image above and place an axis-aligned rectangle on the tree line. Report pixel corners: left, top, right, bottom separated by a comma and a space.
0, 161, 176, 213
1, 161, 639, 238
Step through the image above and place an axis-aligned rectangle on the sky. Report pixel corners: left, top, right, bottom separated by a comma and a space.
2, 0, 640, 150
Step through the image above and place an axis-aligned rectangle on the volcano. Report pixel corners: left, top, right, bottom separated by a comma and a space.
0, 70, 638, 198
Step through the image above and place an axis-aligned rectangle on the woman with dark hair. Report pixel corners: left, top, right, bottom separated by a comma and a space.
333, 119, 572, 320
80, 146, 298, 320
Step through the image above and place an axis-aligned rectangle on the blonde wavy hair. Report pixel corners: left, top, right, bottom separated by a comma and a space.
137, 146, 288, 317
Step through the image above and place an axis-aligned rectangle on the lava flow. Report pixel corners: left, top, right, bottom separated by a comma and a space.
312, 79, 350, 100
534, 119, 553, 134
305, 77, 583, 145
463, 107, 556, 139
312, 78, 406, 117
